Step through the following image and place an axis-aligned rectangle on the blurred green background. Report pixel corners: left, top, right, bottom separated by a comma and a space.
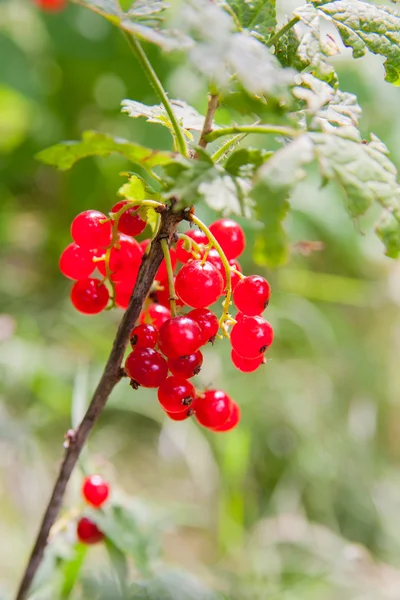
2, 0, 400, 598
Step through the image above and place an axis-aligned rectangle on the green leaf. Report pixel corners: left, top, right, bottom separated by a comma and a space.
376, 211, 400, 259
251, 135, 314, 267
224, 148, 272, 177
60, 544, 87, 599
133, 569, 222, 600
118, 174, 159, 201
226, 0, 277, 40
297, 0, 400, 85
0, 85, 32, 154
36, 131, 177, 172
105, 538, 129, 596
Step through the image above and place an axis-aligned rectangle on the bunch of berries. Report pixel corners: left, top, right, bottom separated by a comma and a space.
60, 202, 274, 432
76, 474, 109, 545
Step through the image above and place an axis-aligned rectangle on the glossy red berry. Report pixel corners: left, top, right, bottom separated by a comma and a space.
187, 308, 219, 345
140, 239, 177, 281
175, 260, 223, 308
194, 390, 233, 428
71, 210, 112, 250
165, 408, 193, 421
158, 376, 195, 412
130, 324, 158, 349
168, 351, 203, 378
59, 243, 95, 280
212, 402, 240, 432
111, 200, 147, 237
233, 275, 271, 316
158, 316, 202, 358
206, 250, 242, 290
34, 0, 66, 11
139, 303, 171, 328
70, 278, 109, 314
231, 349, 265, 373
77, 517, 104, 545
209, 219, 245, 260
98, 234, 142, 282
176, 229, 208, 263
230, 315, 274, 359
114, 279, 136, 309
125, 348, 168, 388
82, 475, 110, 508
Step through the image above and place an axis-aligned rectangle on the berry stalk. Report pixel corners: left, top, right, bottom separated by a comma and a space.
15, 206, 183, 600
160, 238, 177, 317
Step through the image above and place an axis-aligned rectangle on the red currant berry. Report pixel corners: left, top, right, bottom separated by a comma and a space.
175, 260, 223, 308
231, 349, 265, 373
158, 316, 202, 358
230, 315, 274, 359
70, 278, 109, 314
77, 517, 104, 545
114, 279, 136, 310
98, 234, 142, 282
187, 308, 219, 345
125, 348, 168, 388
139, 303, 171, 329
165, 408, 193, 421
194, 390, 233, 428
158, 376, 195, 412
229, 259, 242, 291
206, 250, 241, 289
212, 402, 240, 432
168, 350, 203, 379
233, 275, 271, 316
71, 210, 112, 250
34, 0, 66, 11
111, 200, 147, 237
176, 230, 208, 263
130, 324, 158, 349
59, 243, 95, 280
82, 475, 110, 508
151, 279, 184, 309
209, 219, 245, 260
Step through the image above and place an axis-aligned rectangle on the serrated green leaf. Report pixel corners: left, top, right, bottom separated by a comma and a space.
224, 148, 272, 177
36, 131, 177, 172
118, 174, 159, 201
297, 0, 400, 85
376, 211, 400, 258
226, 0, 277, 40
251, 135, 314, 267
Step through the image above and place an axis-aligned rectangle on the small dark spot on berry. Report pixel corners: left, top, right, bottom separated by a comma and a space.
194, 366, 201, 375
130, 379, 140, 390
264, 299, 269, 308
182, 395, 193, 406
130, 334, 138, 346
187, 408, 194, 417
209, 335, 216, 345
260, 345, 268, 354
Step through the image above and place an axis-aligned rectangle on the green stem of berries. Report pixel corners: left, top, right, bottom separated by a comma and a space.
160, 238, 177, 317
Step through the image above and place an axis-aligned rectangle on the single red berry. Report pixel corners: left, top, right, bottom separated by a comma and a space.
82, 475, 110, 508
140, 239, 177, 281
165, 407, 194, 421
70, 278, 109, 314
158, 376, 195, 412
158, 316, 202, 358
187, 308, 219, 345
125, 348, 168, 388
209, 219, 245, 260
34, 0, 66, 11
139, 303, 171, 329
111, 200, 147, 237
151, 279, 184, 309
231, 349, 265, 373
206, 250, 242, 290
230, 315, 274, 359
114, 279, 136, 310
212, 402, 240, 432
175, 260, 223, 308
59, 243, 95, 280
194, 389, 233, 428
233, 275, 271, 316
130, 324, 158, 349
98, 234, 142, 282
77, 517, 104, 545
71, 210, 112, 250
168, 350, 203, 379
176, 229, 208, 263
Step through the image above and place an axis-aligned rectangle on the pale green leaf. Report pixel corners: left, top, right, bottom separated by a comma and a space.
297, 0, 400, 85
224, 148, 272, 177
0, 85, 32, 154
226, 0, 277, 40
118, 174, 159, 201
376, 211, 400, 259
61, 544, 87, 600
36, 131, 177, 172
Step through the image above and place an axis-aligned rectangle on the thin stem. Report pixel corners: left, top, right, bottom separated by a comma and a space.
196, 93, 219, 155
177, 233, 202, 258
190, 214, 233, 337
266, 16, 300, 48
205, 124, 298, 144
211, 133, 247, 163
160, 238, 177, 317
123, 32, 189, 158
14, 208, 183, 600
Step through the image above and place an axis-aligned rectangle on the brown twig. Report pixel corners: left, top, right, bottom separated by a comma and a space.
15, 206, 182, 600
195, 93, 219, 156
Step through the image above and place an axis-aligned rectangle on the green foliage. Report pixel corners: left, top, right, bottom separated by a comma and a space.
225, 0, 277, 40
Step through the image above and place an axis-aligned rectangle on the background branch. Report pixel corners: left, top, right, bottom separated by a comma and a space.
195, 93, 219, 156
15, 207, 182, 600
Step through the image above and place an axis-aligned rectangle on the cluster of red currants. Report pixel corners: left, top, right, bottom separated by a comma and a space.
76, 475, 109, 545
60, 202, 274, 432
